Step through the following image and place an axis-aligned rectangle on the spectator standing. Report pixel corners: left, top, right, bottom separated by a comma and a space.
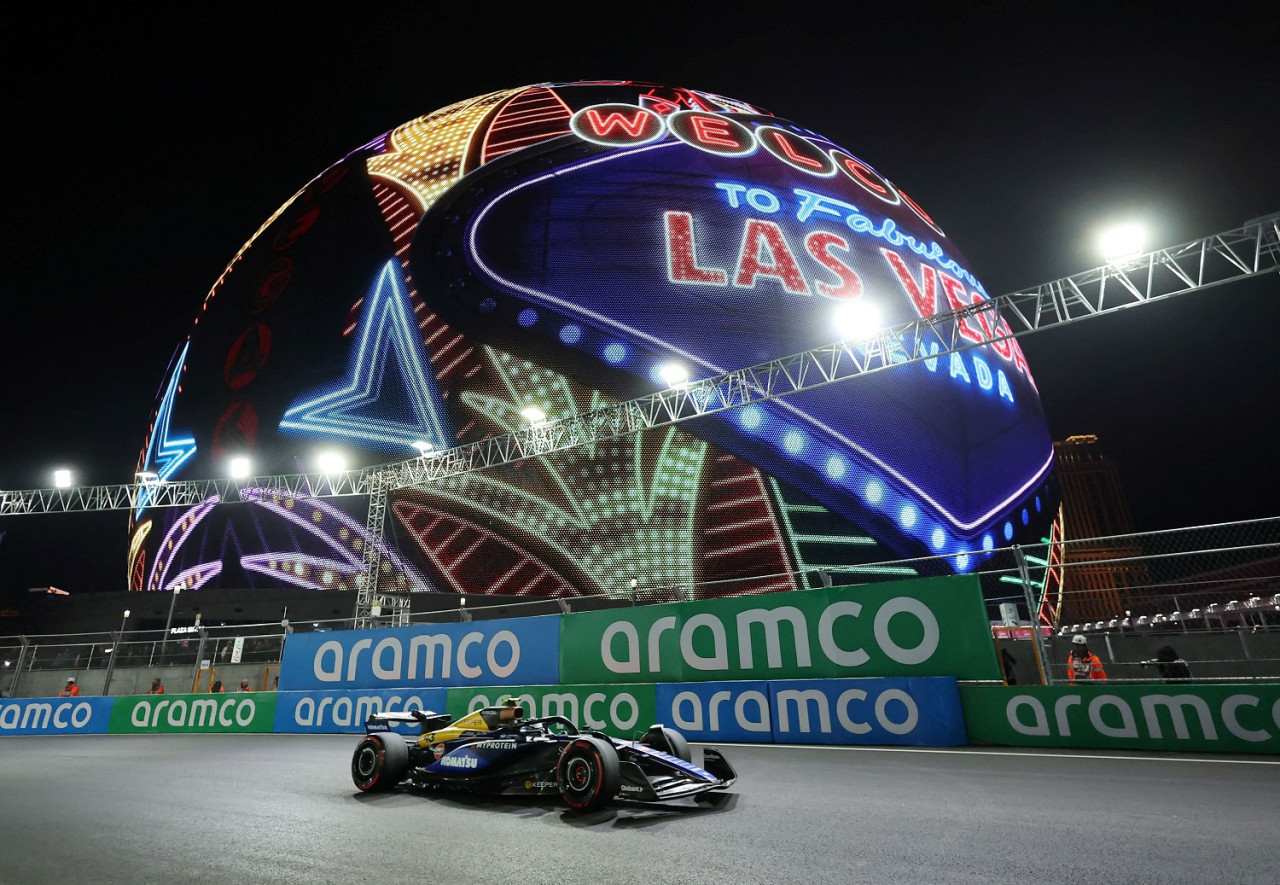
237, 679, 253, 692
59, 677, 80, 697
145, 677, 165, 695
210, 680, 224, 693
1067, 635, 1108, 683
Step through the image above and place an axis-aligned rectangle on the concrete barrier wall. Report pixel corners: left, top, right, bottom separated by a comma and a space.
961, 683, 1280, 753
0, 677, 968, 748
447, 678, 967, 746
6, 677, 1278, 754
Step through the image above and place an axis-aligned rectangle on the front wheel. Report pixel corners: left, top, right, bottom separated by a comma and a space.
351, 734, 410, 792
641, 725, 691, 762
556, 736, 620, 810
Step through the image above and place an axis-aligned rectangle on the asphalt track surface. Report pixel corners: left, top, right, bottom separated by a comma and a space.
1, 735, 1277, 885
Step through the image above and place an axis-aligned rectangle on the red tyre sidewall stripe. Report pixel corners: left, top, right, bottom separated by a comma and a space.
360, 737, 386, 791
588, 748, 602, 794
561, 741, 603, 808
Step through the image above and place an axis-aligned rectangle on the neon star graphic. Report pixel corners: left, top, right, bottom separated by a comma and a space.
279, 260, 454, 453
136, 341, 198, 517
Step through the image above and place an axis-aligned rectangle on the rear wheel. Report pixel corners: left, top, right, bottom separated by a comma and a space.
556, 736, 620, 810
351, 734, 410, 792
641, 726, 691, 762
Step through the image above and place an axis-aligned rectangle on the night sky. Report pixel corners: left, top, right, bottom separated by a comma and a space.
3, 4, 1277, 594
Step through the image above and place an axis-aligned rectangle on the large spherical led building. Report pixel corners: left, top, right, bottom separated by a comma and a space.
128, 81, 1056, 601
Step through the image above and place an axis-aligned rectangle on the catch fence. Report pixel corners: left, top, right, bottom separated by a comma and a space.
3, 517, 1276, 695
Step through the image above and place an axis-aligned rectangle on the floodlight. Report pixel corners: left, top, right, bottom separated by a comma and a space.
317, 452, 348, 474
657, 363, 689, 387
411, 440, 435, 456
228, 457, 252, 479
832, 300, 882, 340
135, 470, 161, 485
520, 406, 548, 425
1099, 222, 1146, 262
53, 469, 73, 488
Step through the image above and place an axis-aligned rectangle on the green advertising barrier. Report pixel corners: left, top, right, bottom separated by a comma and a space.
447, 684, 657, 737
961, 684, 1280, 754
109, 692, 278, 734
560, 576, 999, 684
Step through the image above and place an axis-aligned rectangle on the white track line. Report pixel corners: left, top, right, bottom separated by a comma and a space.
699, 741, 1280, 765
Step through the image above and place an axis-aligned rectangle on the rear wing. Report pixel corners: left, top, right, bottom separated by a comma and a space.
365, 709, 452, 734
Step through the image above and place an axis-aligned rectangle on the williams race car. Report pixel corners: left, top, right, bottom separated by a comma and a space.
351, 698, 736, 809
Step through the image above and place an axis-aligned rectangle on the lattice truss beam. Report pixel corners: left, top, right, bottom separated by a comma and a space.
998, 213, 1279, 332
2, 211, 1275, 521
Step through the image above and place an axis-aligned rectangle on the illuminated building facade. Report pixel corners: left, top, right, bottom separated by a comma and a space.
1053, 435, 1147, 622
128, 82, 1057, 601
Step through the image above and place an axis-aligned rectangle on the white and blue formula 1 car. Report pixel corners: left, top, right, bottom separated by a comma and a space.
351, 698, 736, 810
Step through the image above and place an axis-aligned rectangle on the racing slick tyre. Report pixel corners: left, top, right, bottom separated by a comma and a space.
351, 733, 410, 792
641, 726, 692, 762
556, 736, 621, 810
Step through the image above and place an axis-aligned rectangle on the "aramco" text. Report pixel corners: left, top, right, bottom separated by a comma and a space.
600, 597, 939, 674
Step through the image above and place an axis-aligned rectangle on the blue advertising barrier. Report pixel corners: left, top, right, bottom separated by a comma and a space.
655, 681, 774, 743
768, 677, 966, 746
265, 677, 964, 749
0, 697, 115, 735
278, 615, 561, 691
656, 677, 965, 745
274, 688, 447, 734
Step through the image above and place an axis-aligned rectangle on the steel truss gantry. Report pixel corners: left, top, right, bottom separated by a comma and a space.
3, 213, 1276, 627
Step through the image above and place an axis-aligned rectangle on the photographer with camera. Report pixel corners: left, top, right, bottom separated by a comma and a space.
1141, 645, 1192, 683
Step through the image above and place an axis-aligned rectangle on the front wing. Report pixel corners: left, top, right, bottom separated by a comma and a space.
615, 743, 737, 802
